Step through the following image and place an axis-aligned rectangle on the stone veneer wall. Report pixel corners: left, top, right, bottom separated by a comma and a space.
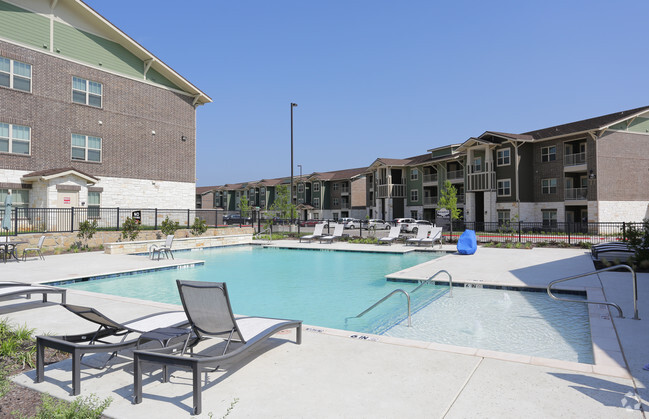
9, 227, 253, 255
597, 201, 649, 223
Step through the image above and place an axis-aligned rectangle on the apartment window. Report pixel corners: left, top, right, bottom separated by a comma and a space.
333, 198, 339, 206
0, 123, 30, 155
0, 57, 31, 92
497, 148, 511, 166
313, 182, 320, 192
473, 157, 482, 172
497, 179, 511, 197
410, 169, 419, 181
313, 213, 319, 220
72, 77, 102, 107
541, 146, 556, 162
72, 134, 101, 162
410, 189, 419, 202
313, 197, 320, 208
88, 191, 101, 218
410, 211, 418, 219
298, 183, 304, 193
542, 178, 557, 194
497, 209, 510, 225
542, 210, 557, 227
0, 189, 29, 209
333, 183, 339, 191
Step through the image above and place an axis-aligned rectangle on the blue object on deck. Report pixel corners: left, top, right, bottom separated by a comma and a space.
457, 230, 477, 255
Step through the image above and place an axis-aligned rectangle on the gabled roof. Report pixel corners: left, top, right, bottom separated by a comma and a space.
196, 186, 216, 195
22, 168, 98, 183
523, 105, 649, 140
310, 167, 367, 181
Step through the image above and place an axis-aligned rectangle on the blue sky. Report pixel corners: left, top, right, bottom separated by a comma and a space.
85, 0, 649, 186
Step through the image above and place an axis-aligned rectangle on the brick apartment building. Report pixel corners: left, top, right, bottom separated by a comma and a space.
0, 0, 210, 211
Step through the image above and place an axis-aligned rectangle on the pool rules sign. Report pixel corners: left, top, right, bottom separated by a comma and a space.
436, 208, 450, 230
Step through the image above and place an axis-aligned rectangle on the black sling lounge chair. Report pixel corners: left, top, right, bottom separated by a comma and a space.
0, 282, 66, 304
36, 304, 189, 396
133, 280, 302, 415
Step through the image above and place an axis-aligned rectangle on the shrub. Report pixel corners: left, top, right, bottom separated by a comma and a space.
121, 217, 140, 241
190, 217, 208, 236
35, 393, 112, 419
160, 216, 180, 236
77, 220, 98, 250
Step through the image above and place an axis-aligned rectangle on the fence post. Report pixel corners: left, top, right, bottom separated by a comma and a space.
215, 209, 218, 228
154, 208, 158, 230
13, 207, 17, 236
568, 222, 571, 245
70, 207, 74, 232
187, 209, 190, 227
518, 221, 521, 243
116, 207, 120, 231
622, 222, 626, 241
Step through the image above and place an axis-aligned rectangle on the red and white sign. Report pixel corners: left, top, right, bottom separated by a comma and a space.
64, 197, 70, 204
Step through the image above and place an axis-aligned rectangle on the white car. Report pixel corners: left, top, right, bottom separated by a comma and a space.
393, 218, 417, 232
365, 219, 390, 230
340, 218, 361, 229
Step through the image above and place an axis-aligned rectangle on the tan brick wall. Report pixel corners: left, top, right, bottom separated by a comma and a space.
596, 131, 649, 201
0, 40, 196, 183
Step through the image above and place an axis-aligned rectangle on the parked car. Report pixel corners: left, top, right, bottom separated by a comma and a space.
393, 218, 417, 232
299, 219, 321, 227
340, 218, 361, 229
364, 219, 390, 230
412, 219, 433, 234
223, 214, 252, 225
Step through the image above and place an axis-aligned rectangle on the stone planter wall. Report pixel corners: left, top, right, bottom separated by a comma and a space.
104, 233, 253, 255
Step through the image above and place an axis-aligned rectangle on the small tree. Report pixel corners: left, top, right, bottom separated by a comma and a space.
438, 180, 462, 239
625, 218, 649, 269
190, 217, 208, 236
269, 185, 295, 221
239, 194, 251, 218
77, 220, 98, 250
160, 216, 180, 236
121, 217, 140, 241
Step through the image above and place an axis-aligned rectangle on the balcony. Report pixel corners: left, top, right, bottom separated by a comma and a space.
423, 196, 437, 206
423, 173, 438, 184
377, 184, 405, 198
565, 187, 587, 201
447, 169, 464, 181
457, 194, 465, 204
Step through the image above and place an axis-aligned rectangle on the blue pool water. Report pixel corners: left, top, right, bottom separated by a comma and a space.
61, 246, 593, 363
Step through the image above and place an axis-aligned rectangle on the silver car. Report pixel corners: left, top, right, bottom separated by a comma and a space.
365, 219, 390, 230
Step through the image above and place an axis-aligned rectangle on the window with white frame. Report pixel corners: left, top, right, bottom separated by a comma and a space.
410, 210, 418, 219
497, 179, 511, 196
88, 191, 101, 217
410, 189, 419, 202
542, 178, 557, 194
313, 197, 320, 208
497, 148, 511, 166
410, 168, 419, 180
333, 183, 339, 191
0, 57, 31, 92
72, 77, 102, 107
541, 146, 556, 162
298, 183, 304, 193
542, 209, 557, 227
313, 182, 320, 192
0, 123, 30, 155
71, 134, 101, 162
473, 157, 482, 172
0, 189, 29, 209
497, 209, 510, 225
333, 198, 339, 206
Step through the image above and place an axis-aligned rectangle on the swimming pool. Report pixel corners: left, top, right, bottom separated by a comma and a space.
60, 246, 593, 363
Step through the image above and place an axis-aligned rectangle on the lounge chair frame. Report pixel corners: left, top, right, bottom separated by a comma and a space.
0, 282, 66, 304
36, 304, 188, 395
150, 235, 175, 260
22, 235, 45, 261
299, 223, 325, 243
133, 280, 302, 415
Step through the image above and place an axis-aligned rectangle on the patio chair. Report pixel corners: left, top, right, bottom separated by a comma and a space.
36, 304, 189, 396
22, 235, 45, 261
150, 235, 174, 260
378, 225, 401, 245
0, 282, 66, 304
406, 225, 432, 246
419, 226, 443, 248
319, 223, 344, 244
299, 222, 325, 243
133, 280, 302, 415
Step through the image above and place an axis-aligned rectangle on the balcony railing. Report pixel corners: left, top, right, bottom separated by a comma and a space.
423, 196, 437, 205
565, 187, 588, 200
377, 184, 406, 198
457, 194, 465, 204
564, 152, 586, 167
423, 173, 438, 183
447, 169, 464, 180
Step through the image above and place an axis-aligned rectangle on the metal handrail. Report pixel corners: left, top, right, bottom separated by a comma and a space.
413, 270, 453, 297
546, 264, 639, 320
353, 289, 412, 327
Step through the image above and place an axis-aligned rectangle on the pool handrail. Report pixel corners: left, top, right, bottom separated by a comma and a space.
546, 264, 639, 320
412, 269, 453, 298
353, 289, 412, 327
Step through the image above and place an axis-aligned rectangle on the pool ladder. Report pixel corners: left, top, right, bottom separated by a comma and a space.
350, 270, 453, 328
546, 264, 639, 320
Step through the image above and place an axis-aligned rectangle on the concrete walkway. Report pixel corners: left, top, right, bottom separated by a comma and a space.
1, 242, 647, 418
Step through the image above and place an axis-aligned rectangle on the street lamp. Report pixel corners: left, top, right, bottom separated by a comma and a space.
290, 102, 298, 221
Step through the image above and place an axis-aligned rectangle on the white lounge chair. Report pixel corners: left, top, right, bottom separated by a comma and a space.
406, 225, 432, 246
22, 235, 45, 261
0, 282, 66, 304
319, 223, 344, 244
150, 235, 174, 260
378, 225, 401, 245
419, 227, 443, 247
299, 223, 325, 243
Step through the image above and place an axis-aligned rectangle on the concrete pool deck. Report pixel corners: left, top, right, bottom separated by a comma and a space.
0, 242, 647, 418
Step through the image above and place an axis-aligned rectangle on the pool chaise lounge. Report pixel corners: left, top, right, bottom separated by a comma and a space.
378, 225, 401, 245
319, 223, 344, 244
299, 223, 325, 243
0, 282, 66, 304
133, 280, 302, 415
406, 226, 431, 246
419, 227, 443, 247
36, 304, 189, 396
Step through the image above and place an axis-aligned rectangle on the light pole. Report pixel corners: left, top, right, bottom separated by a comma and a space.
290, 102, 298, 221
